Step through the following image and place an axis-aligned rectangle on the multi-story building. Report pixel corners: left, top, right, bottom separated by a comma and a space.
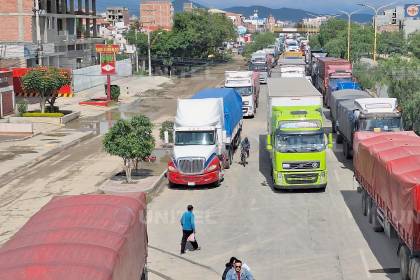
226, 12, 244, 28
106, 7, 130, 27
140, 0, 174, 31
302, 16, 329, 29
183, 2, 194, 12
375, 5, 420, 36
0, 0, 104, 69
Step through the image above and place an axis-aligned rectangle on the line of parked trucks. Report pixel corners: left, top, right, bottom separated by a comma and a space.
305, 49, 419, 280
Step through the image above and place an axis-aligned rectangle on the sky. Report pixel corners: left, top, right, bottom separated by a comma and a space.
194, 0, 418, 13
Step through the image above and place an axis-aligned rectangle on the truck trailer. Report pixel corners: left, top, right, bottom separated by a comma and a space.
314, 57, 352, 105
167, 88, 243, 187
278, 58, 306, 78
335, 97, 403, 158
0, 193, 148, 280
266, 77, 333, 190
354, 131, 420, 280
225, 71, 260, 117
329, 89, 371, 133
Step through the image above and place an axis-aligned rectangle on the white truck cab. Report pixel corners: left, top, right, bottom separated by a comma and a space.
225, 71, 256, 117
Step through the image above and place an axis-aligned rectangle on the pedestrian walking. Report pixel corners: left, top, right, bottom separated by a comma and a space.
180, 205, 199, 254
225, 259, 254, 280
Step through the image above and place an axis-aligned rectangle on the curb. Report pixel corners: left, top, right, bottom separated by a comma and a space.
147, 170, 167, 197
0, 131, 95, 189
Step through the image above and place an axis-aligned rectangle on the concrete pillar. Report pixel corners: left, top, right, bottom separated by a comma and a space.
93, 18, 97, 37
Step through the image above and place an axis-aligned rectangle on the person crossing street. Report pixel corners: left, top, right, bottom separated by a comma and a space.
180, 204, 199, 254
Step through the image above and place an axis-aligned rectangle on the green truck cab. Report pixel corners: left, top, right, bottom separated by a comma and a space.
266, 78, 333, 190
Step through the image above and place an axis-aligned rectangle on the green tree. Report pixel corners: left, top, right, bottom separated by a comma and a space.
22, 67, 71, 113
408, 32, 420, 59
159, 120, 174, 143
378, 31, 407, 56
103, 115, 155, 182
242, 32, 276, 58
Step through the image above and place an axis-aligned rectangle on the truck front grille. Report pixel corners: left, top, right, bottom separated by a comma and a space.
177, 158, 205, 174
285, 173, 318, 184
284, 161, 320, 170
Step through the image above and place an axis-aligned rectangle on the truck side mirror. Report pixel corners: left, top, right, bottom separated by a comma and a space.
328, 133, 333, 149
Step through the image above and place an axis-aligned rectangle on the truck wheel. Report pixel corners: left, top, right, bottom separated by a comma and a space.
409, 257, 420, 280
140, 266, 148, 280
336, 134, 343, 144
400, 245, 410, 280
367, 197, 373, 224
332, 121, 336, 134
343, 139, 351, 159
361, 190, 368, 216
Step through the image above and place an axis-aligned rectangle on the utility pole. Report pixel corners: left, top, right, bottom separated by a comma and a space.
358, 2, 396, 62
339, 9, 361, 61
147, 30, 151, 77
135, 29, 139, 72
34, 0, 42, 66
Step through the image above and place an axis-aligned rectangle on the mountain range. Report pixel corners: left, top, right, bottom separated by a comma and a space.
96, 1, 372, 23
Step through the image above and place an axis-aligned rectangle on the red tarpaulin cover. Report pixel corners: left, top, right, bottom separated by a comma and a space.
353, 131, 420, 252
0, 194, 147, 280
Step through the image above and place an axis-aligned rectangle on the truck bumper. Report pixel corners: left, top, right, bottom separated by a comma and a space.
242, 106, 255, 117
273, 170, 328, 190
167, 170, 221, 186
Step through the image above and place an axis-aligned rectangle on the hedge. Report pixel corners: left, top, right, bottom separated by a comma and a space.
22, 112, 64, 118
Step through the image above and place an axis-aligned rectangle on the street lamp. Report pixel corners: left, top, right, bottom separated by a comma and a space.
358, 2, 396, 62
339, 9, 361, 61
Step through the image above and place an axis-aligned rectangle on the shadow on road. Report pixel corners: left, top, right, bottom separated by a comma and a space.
258, 135, 326, 194
341, 190, 400, 279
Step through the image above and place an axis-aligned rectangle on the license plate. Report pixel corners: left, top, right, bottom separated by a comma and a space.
188, 182, 196, 186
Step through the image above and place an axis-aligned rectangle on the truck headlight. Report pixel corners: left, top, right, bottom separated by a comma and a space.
282, 163, 290, 169
243, 101, 249, 105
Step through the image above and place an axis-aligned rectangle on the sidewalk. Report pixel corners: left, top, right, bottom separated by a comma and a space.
0, 75, 171, 185
0, 128, 94, 188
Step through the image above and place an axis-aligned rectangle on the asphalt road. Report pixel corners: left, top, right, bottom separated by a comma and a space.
147, 70, 401, 280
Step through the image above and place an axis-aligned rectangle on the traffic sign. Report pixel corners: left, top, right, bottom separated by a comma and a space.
96, 44, 120, 54
101, 62, 116, 75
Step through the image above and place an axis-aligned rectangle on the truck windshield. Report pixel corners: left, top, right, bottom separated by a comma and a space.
175, 131, 215, 146
233, 87, 253, 96
275, 133, 325, 153
359, 117, 402, 132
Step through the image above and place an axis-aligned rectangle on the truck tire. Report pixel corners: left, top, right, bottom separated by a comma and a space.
343, 139, 351, 159
400, 245, 410, 280
367, 197, 373, 224
140, 266, 148, 280
361, 190, 368, 216
224, 150, 232, 169
332, 121, 337, 133
409, 257, 420, 280
336, 134, 343, 144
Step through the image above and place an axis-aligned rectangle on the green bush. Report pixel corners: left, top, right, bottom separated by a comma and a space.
16, 99, 28, 116
22, 112, 64, 118
159, 120, 174, 143
104, 84, 121, 101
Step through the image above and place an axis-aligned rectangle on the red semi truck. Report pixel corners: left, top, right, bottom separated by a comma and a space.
353, 131, 420, 280
314, 57, 352, 105
0, 193, 148, 280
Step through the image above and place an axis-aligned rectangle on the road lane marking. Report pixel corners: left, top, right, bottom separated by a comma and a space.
359, 249, 372, 278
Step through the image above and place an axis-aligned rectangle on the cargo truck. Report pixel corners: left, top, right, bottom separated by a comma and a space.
328, 89, 370, 133
167, 88, 243, 187
354, 131, 420, 280
325, 80, 360, 108
266, 77, 333, 190
315, 57, 352, 105
225, 71, 260, 117
0, 193, 149, 280
334, 97, 403, 159
249, 63, 271, 84
278, 58, 306, 78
